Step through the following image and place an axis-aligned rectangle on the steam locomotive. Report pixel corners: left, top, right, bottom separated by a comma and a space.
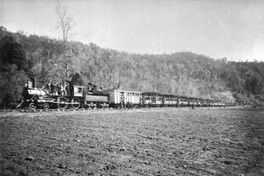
19, 82, 231, 110
21, 84, 109, 110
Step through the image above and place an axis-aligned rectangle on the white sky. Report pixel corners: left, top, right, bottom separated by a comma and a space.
1, 0, 264, 61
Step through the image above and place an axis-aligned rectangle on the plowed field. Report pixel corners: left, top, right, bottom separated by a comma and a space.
1, 107, 264, 176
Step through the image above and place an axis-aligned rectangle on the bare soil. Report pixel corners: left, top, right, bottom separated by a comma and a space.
1, 107, 264, 176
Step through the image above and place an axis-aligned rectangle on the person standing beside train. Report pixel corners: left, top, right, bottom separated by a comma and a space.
22, 81, 29, 100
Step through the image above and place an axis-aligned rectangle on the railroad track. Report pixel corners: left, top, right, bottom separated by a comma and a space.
0, 105, 234, 114
0, 107, 116, 113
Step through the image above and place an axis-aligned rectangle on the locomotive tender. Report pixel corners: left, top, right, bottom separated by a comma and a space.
20, 83, 231, 110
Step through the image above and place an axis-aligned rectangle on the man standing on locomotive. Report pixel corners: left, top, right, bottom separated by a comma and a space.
22, 81, 29, 100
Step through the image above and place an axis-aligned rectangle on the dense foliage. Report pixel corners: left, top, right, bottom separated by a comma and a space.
0, 27, 263, 107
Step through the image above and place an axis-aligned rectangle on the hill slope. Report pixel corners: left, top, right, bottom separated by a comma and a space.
0, 27, 263, 107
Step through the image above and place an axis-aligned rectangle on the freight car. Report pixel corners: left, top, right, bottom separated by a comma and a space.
107, 89, 142, 108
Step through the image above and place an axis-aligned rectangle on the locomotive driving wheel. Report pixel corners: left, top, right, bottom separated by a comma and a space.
71, 98, 80, 109
43, 103, 49, 110
28, 102, 36, 110
57, 97, 67, 110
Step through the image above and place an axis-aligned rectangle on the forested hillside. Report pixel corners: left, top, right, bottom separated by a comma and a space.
0, 27, 263, 107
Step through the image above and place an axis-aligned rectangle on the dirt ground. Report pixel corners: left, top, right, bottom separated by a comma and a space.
0, 107, 264, 176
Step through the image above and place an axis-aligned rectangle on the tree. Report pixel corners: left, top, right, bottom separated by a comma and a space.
56, 0, 74, 78
0, 35, 26, 70
0, 64, 27, 108
245, 70, 262, 95
0, 34, 29, 107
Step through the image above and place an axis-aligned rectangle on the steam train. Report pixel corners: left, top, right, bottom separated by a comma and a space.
19, 82, 233, 110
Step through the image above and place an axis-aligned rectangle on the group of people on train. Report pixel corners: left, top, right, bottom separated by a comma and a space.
46, 81, 70, 96
24, 79, 103, 97
45, 81, 103, 95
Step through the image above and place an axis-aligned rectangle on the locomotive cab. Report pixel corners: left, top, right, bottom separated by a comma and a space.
72, 85, 84, 97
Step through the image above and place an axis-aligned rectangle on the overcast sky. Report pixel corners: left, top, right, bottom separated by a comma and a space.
1, 0, 264, 61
